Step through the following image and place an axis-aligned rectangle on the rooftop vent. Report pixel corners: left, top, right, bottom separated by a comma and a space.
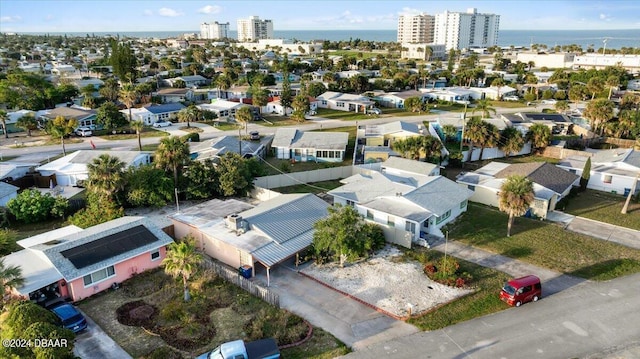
226, 214, 243, 231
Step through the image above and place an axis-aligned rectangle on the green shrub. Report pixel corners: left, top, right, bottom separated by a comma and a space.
143, 346, 184, 359
181, 132, 199, 143
6, 189, 68, 223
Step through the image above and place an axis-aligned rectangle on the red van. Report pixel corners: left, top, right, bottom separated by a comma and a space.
500, 275, 542, 307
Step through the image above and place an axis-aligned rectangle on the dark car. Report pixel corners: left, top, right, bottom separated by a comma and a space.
50, 302, 88, 333
249, 131, 260, 140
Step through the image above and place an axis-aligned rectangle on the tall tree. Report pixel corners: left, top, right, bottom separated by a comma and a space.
605, 75, 619, 100
99, 78, 120, 102
0, 110, 8, 139
587, 77, 605, 100
46, 116, 78, 156
441, 124, 458, 143
215, 153, 253, 196
109, 39, 137, 81
15, 113, 38, 137
499, 127, 525, 157
526, 123, 552, 154
498, 175, 535, 237
87, 154, 126, 202
177, 105, 198, 128
96, 101, 128, 130
235, 106, 253, 136
420, 135, 443, 163
405, 96, 425, 113
477, 122, 500, 160
155, 136, 190, 186
130, 120, 144, 151
119, 83, 138, 121
279, 55, 293, 115
250, 85, 269, 115
472, 99, 497, 119
291, 94, 310, 123
163, 237, 202, 302
554, 100, 570, 114
464, 117, 485, 162
584, 98, 615, 135
1, 258, 24, 297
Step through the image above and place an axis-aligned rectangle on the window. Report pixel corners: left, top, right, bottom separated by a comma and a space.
366, 210, 374, 220
337, 101, 345, 108
346, 200, 355, 207
435, 210, 451, 224
460, 200, 468, 209
405, 221, 416, 233
603, 175, 612, 184
467, 185, 475, 191
387, 215, 395, 227
321, 100, 327, 105
83, 266, 115, 286
151, 250, 160, 261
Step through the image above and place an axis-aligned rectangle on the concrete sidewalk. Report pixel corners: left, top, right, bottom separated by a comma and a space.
546, 210, 640, 250
430, 240, 586, 296
255, 264, 419, 350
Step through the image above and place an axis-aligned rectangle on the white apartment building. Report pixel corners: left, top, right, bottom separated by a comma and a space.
397, 13, 435, 43
401, 43, 446, 61
237, 16, 273, 42
434, 8, 500, 51
200, 21, 230, 39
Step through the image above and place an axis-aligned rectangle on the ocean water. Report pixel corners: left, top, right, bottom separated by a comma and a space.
20, 29, 640, 49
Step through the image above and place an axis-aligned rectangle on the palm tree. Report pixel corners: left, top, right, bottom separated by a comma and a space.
420, 135, 443, 163
472, 99, 497, 119
215, 74, 231, 99
47, 116, 78, 156
155, 136, 190, 186
605, 75, 619, 100
587, 77, 604, 100
554, 100, 570, 114
15, 113, 38, 137
119, 84, 138, 122
87, 154, 126, 201
130, 120, 144, 151
465, 118, 485, 162
499, 127, 525, 157
568, 84, 587, 110
441, 124, 458, 143
491, 77, 506, 99
584, 99, 615, 135
478, 122, 500, 160
1, 258, 24, 298
177, 105, 198, 128
499, 175, 534, 237
235, 106, 253, 137
0, 110, 8, 139
526, 124, 552, 154
163, 238, 202, 302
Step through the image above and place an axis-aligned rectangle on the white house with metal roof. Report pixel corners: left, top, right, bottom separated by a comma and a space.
316, 91, 375, 113
124, 103, 185, 125
2, 216, 173, 303
36, 150, 152, 186
272, 128, 349, 163
329, 157, 471, 245
170, 194, 329, 285
556, 149, 640, 196
190, 135, 267, 161
197, 100, 246, 121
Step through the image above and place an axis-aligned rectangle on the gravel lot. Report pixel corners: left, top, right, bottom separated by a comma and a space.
301, 246, 472, 317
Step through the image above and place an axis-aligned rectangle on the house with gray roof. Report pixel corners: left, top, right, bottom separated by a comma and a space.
272, 128, 349, 163
556, 148, 640, 196
36, 150, 152, 186
316, 91, 375, 113
125, 103, 185, 125
456, 161, 579, 219
190, 135, 267, 161
2, 216, 173, 303
329, 158, 471, 246
0, 181, 19, 206
170, 194, 329, 286
360, 121, 432, 163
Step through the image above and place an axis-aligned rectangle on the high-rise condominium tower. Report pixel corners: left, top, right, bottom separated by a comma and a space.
200, 21, 230, 39
397, 13, 435, 43
433, 8, 500, 50
236, 16, 273, 42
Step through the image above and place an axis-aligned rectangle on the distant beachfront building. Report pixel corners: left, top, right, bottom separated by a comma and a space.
573, 54, 640, 75
401, 43, 446, 61
237, 16, 273, 42
434, 8, 500, 51
200, 21, 230, 39
234, 39, 322, 55
397, 13, 435, 43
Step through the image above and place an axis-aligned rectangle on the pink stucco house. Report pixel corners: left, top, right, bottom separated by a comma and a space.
2, 216, 174, 304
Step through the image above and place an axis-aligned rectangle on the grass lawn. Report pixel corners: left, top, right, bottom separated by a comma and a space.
202, 121, 241, 131
489, 100, 528, 109
178, 126, 203, 133
326, 50, 378, 59
402, 249, 511, 331
10, 217, 68, 241
486, 154, 560, 165
447, 204, 640, 280
559, 189, 640, 230
261, 157, 351, 176
141, 144, 160, 152
315, 108, 380, 121
78, 268, 348, 359
273, 180, 344, 194
98, 129, 168, 141
260, 116, 304, 127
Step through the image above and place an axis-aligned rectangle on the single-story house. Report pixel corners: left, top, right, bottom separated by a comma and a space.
316, 91, 375, 113
197, 100, 246, 121
170, 194, 329, 285
38, 107, 97, 130
3, 110, 36, 134
164, 75, 208, 88
518, 112, 572, 135
556, 149, 640, 196
456, 161, 579, 219
0, 181, 19, 206
421, 87, 473, 104
0, 162, 38, 181
2, 216, 173, 303
374, 90, 426, 109
363, 121, 426, 147
36, 150, 152, 186
467, 86, 517, 100
126, 103, 185, 125
190, 135, 267, 161
329, 157, 471, 245
272, 128, 349, 163
153, 88, 195, 103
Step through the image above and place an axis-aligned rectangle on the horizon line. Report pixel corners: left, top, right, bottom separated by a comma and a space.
6, 28, 640, 33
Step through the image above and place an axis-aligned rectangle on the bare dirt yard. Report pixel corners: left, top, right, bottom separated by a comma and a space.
302, 246, 473, 317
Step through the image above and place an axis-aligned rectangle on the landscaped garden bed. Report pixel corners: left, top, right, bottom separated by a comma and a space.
78, 267, 347, 358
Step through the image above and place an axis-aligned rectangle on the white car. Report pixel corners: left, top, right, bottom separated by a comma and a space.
541, 99, 557, 105
503, 96, 519, 101
369, 108, 382, 115
152, 120, 172, 128
75, 127, 92, 137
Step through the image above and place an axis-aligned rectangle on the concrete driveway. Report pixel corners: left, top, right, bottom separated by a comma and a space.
256, 263, 419, 350
566, 217, 640, 250
73, 310, 132, 359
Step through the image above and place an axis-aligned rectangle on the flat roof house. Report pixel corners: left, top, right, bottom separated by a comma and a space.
316, 91, 375, 113
272, 128, 349, 163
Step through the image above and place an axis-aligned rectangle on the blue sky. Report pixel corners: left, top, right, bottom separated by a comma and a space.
1, 0, 639, 33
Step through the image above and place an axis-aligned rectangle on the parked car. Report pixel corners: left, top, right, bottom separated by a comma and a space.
369, 108, 382, 115
197, 339, 280, 359
503, 96, 520, 101
75, 127, 92, 137
49, 302, 88, 333
500, 275, 542, 307
249, 131, 260, 141
152, 120, 172, 128
306, 110, 317, 116
541, 99, 557, 105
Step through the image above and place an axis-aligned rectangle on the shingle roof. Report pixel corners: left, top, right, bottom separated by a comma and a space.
272, 129, 348, 150
404, 176, 474, 216
144, 103, 185, 114
190, 136, 263, 160
493, 162, 579, 194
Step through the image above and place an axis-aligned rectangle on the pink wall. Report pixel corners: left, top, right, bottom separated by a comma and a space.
67, 246, 167, 301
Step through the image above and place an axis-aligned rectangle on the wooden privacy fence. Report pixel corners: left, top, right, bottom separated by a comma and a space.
200, 256, 280, 308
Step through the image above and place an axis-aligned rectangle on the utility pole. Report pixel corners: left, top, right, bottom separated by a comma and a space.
621, 173, 639, 214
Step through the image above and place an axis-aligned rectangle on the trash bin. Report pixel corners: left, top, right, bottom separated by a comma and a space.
239, 265, 252, 279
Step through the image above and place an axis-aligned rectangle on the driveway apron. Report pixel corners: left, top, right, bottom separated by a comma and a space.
73, 310, 132, 359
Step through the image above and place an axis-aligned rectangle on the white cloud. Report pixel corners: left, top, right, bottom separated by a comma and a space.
599, 13, 612, 21
198, 5, 222, 14
158, 7, 183, 17
0, 15, 22, 23
398, 7, 423, 16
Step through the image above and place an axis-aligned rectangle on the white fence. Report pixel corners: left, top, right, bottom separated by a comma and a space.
462, 143, 532, 162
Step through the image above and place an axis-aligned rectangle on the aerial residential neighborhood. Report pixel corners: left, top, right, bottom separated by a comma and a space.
1, 1, 640, 359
